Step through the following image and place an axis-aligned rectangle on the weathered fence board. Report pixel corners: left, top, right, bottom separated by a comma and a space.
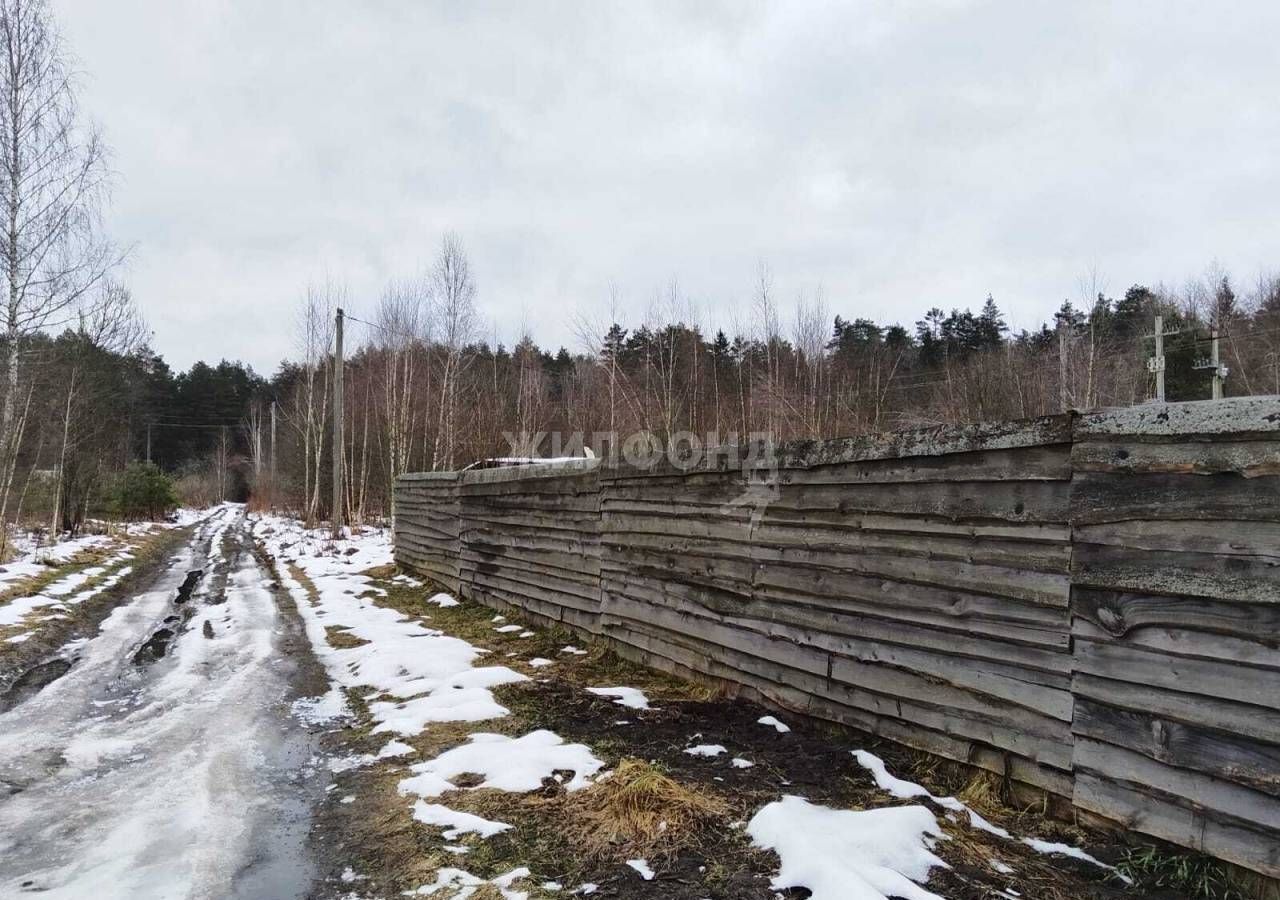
1068, 399, 1280, 878
393, 397, 1280, 878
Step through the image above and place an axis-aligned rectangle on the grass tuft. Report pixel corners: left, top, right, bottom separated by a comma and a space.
565, 758, 727, 862
1117, 846, 1248, 900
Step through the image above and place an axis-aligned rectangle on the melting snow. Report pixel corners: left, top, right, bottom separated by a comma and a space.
626, 859, 655, 880
399, 730, 603, 798
253, 516, 526, 740
852, 750, 1125, 879
757, 715, 791, 733
412, 800, 511, 839
586, 686, 650, 710
0, 555, 133, 630
377, 739, 415, 759
684, 744, 727, 757
748, 795, 946, 900
291, 687, 350, 725
410, 866, 531, 898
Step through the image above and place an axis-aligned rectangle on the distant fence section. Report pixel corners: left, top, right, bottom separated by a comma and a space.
393, 398, 1280, 878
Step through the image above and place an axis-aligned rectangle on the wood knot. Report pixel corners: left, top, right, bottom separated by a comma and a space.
1097, 606, 1126, 635
1150, 718, 1170, 750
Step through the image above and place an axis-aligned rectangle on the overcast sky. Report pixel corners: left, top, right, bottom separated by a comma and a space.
53, 0, 1280, 374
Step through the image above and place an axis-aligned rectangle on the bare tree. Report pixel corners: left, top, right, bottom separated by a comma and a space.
429, 233, 477, 470
376, 275, 429, 502
792, 286, 829, 439
752, 261, 781, 438
0, 0, 118, 536
49, 280, 145, 535
288, 280, 338, 525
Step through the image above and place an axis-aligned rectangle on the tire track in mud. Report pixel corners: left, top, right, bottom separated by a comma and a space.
0, 505, 334, 900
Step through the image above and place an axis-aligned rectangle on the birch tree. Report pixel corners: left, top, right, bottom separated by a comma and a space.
289, 281, 337, 525
0, 0, 117, 535
429, 233, 476, 470
376, 276, 428, 500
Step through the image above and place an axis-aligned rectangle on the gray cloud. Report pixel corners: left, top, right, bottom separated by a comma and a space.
54, 0, 1280, 371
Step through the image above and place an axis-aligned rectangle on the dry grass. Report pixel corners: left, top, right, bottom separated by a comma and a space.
565, 758, 728, 862
324, 625, 369, 649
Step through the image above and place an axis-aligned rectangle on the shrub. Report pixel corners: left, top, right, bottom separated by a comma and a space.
114, 463, 180, 521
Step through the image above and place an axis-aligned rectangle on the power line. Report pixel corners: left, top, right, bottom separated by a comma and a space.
342, 312, 423, 345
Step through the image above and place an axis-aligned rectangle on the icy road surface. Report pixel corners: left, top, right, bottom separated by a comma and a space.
0, 505, 326, 899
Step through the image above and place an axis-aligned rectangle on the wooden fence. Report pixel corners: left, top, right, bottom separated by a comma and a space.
393, 398, 1280, 878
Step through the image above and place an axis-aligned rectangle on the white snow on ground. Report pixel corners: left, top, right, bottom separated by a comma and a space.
292, 686, 351, 725
757, 715, 791, 733
410, 866, 532, 898
748, 795, 946, 900
378, 739, 416, 758
852, 750, 1126, 879
495, 624, 522, 633
586, 686, 650, 709
732, 757, 754, 768
399, 730, 604, 798
0, 507, 209, 597
426, 592, 460, 607
528, 657, 554, 667
0, 552, 133, 630
253, 516, 528, 739
0, 533, 113, 593
625, 859, 655, 880
560, 645, 588, 655
684, 744, 727, 757
412, 801, 512, 839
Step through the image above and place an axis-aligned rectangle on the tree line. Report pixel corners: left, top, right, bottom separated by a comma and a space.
265, 247, 1280, 527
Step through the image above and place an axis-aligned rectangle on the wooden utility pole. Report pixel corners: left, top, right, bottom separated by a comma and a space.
220, 425, 228, 501
1194, 327, 1228, 400
1057, 321, 1069, 412
332, 308, 345, 538
270, 400, 277, 491
1147, 315, 1167, 402
1211, 328, 1223, 400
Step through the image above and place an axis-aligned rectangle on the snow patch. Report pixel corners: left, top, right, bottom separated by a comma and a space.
853, 750, 1125, 879
757, 715, 791, 733
399, 730, 604, 798
412, 800, 512, 839
292, 687, 350, 725
683, 744, 727, 758
626, 859, 655, 880
586, 686, 650, 710
410, 866, 531, 898
377, 739, 415, 759
747, 795, 946, 900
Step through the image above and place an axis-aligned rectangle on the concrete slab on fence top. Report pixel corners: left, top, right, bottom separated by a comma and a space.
396, 471, 462, 483
1076, 396, 1280, 439
773, 414, 1073, 469
460, 458, 599, 485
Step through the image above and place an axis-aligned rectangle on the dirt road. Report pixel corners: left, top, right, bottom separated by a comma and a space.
0, 506, 329, 899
